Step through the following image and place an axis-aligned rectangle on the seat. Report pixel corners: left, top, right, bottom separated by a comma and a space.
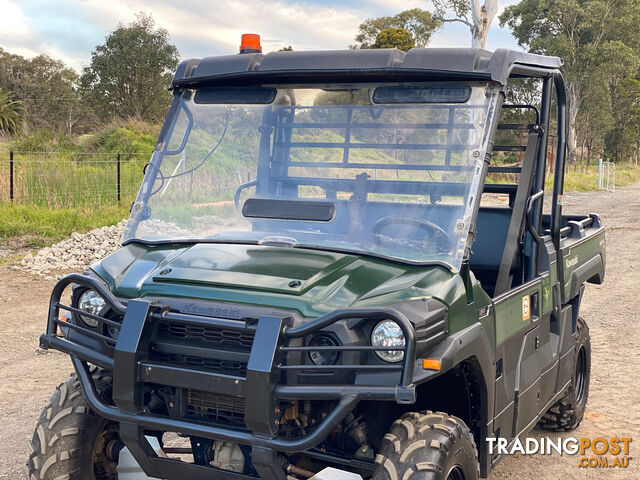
470, 207, 520, 297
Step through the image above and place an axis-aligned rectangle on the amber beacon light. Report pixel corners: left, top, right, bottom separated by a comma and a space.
240, 33, 262, 54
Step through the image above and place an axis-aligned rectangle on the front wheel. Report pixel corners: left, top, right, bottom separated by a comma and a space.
27, 368, 120, 480
372, 411, 479, 480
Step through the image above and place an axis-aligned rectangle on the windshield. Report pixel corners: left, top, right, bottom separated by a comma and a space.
125, 82, 500, 270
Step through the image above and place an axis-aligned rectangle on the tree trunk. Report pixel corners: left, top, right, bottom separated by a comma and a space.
470, 0, 498, 48
567, 83, 579, 166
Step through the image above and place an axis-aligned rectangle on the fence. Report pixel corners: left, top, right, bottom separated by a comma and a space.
0, 151, 148, 207
597, 158, 616, 193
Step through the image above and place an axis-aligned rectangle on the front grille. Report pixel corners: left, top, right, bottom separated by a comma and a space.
150, 320, 255, 377
152, 351, 247, 376
186, 389, 245, 427
157, 322, 255, 351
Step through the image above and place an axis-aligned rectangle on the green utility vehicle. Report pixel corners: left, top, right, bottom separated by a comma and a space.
31, 45, 605, 480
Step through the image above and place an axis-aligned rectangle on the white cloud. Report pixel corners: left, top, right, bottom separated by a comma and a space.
0, 0, 31, 35
0, 0, 39, 56
114, 0, 364, 54
0, 0, 88, 68
368, 0, 422, 13
0, 0, 522, 72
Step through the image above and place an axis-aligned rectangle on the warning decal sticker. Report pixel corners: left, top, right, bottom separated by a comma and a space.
522, 295, 531, 321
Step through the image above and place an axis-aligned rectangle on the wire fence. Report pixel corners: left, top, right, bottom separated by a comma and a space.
0, 151, 148, 208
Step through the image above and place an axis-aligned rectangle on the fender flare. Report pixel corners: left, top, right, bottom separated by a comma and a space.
412, 322, 494, 390
412, 322, 495, 477
569, 252, 604, 299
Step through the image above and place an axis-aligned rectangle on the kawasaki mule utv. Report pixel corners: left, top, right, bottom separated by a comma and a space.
31, 42, 605, 480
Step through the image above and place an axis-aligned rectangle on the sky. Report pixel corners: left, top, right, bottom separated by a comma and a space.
0, 0, 523, 72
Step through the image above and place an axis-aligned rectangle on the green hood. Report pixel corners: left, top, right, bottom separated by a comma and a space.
93, 243, 467, 318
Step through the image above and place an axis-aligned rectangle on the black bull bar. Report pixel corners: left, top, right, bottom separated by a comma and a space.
40, 274, 417, 479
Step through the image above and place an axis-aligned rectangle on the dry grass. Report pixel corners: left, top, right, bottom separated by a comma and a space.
551, 163, 640, 192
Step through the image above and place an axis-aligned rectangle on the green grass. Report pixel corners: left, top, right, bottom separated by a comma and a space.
2, 118, 639, 251
0, 121, 157, 209
0, 203, 130, 249
0, 156, 146, 208
547, 164, 640, 192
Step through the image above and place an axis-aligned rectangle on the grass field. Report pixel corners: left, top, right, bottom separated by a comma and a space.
0, 151, 638, 252
0, 149, 148, 208
553, 163, 640, 192
0, 203, 130, 251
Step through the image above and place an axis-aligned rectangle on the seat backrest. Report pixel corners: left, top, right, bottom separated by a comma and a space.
470, 207, 512, 269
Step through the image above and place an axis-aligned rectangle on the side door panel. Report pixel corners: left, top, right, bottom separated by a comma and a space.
491, 275, 556, 445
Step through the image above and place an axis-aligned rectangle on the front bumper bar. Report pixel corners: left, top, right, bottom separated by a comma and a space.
41, 273, 418, 479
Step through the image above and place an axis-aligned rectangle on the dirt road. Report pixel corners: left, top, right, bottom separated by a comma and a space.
1, 185, 639, 479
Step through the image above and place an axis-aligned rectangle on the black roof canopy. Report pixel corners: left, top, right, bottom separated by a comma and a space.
171, 48, 563, 89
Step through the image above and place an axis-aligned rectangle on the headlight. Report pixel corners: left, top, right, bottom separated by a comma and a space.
371, 320, 405, 363
77, 290, 106, 328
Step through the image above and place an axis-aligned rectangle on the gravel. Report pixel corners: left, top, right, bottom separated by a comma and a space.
16, 218, 199, 280
18, 221, 127, 280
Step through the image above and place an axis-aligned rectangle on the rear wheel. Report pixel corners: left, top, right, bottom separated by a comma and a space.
539, 316, 591, 431
27, 367, 120, 480
372, 411, 478, 480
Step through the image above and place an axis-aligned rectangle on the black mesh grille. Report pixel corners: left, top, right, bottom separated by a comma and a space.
152, 351, 247, 376
157, 322, 255, 351
186, 389, 245, 427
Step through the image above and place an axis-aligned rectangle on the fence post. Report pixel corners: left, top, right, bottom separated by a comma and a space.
117, 153, 121, 203
597, 158, 603, 190
9, 150, 14, 202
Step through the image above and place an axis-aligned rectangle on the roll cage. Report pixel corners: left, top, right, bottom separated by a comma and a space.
134, 48, 568, 288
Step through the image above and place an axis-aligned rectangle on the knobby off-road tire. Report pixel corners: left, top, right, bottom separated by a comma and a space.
539, 316, 591, 432
373, 411, 479, 480
27, 367, 120, 480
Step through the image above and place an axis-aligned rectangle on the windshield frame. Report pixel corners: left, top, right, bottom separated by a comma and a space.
125, 81, 504, 272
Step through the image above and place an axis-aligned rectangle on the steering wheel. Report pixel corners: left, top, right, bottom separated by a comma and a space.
371, 216, 454, 255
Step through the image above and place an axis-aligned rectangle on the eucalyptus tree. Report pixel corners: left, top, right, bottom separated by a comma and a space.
353, 8, 440, 49
432, 0, 499, 48
500, 0, 640, 164
80, 13, 179, 123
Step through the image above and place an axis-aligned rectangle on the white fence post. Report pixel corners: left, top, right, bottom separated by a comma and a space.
598, 160, 615, 193
598, 158, 603, 190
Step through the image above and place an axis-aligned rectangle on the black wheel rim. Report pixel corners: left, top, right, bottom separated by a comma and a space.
447, 464, 467, 480
575, 345, 587, 404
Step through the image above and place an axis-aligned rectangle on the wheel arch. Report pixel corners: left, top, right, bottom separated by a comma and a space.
411, 322, 495, 477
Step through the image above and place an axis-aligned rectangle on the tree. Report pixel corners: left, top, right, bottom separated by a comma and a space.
578, 83, 614, 168
606, 77, 640, 161
372, 28, 415, 51
278, 46, 293, 52
0, 48, 81, 133
432, 0, 499, 48
500, 0, 640, 164
20, 55, 81, 133
0, 88, 26, 135
353, 8, 440, 49
80, 13, 179, 123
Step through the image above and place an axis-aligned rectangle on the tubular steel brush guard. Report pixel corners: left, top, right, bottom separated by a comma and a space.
40, 273, 417, 478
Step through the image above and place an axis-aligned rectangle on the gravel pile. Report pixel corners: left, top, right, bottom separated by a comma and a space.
19, 220, 127, 280
17, 219, 199, 280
